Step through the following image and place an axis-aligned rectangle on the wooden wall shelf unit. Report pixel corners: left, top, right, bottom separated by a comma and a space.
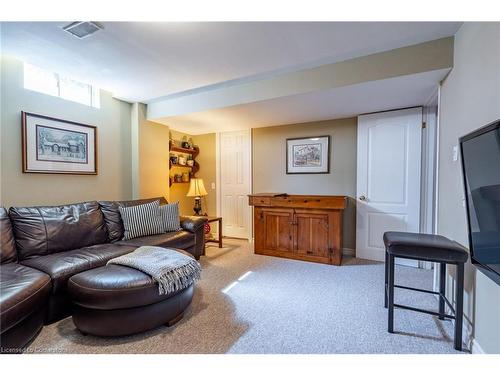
248, 193, 347, 266
170, 145, 198, 155
169, 144, 199, 187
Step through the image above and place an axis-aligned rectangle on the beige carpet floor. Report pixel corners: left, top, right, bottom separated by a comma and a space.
27, 239, 464, 354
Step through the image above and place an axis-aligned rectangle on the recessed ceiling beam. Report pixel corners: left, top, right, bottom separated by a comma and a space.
147, 37, 453, 121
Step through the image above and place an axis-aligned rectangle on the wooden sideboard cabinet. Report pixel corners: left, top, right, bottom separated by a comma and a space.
248, 193, 347, 266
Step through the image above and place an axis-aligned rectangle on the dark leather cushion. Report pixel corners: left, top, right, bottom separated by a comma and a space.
99, 197, 168, 242
9, 201, 109, 261
0, 304, 46, 352
0, 263, 51, 332
0, 207, 17, 264
116, 231, 195, 250
68, 263, 187, 310
180, 216, 208, 233
71, 285, 193, 337
383, 231, 469, 263
21, 244, 137, 294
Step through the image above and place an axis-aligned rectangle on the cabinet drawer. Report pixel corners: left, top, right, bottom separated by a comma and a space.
249, 196, 271, 206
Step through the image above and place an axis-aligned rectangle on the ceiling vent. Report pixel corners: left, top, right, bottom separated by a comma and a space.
62, 22, 103, 39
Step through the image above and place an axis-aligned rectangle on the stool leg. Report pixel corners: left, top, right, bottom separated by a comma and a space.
385, 250, 389, 308
439, 262, 446, 320
388, 254, 395, 333
454, 263, 464, 351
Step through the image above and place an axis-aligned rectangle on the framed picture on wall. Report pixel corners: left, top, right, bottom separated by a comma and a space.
22, 111, 97, 174
286, 135, 330, 174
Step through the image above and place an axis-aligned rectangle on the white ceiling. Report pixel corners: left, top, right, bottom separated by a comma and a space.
1, 22, 461, 102
158, 69, 449, 134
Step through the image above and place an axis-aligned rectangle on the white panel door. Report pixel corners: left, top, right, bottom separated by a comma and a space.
356, 108, 422, 265
220, 130, 251, 239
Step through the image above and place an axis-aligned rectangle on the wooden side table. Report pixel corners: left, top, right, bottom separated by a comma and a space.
204, 216, 222, 248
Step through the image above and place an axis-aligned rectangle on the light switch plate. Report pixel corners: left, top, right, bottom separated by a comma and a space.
211, 182, 216, 190
452, 145, 458, 162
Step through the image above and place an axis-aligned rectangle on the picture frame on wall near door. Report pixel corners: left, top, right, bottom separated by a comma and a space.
286, 135, 330, 174
21, 111, 97, 175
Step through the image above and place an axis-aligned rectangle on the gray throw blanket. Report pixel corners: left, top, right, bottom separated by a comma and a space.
107, 246, 201, 295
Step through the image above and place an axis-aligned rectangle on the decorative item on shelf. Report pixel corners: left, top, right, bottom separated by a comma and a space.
182, 172, 190, 182
168, 139, 200, 187
178, 155, 187, 165
187, 178, 208, 215
181, 135, 191, 149
175, 174, 183, 183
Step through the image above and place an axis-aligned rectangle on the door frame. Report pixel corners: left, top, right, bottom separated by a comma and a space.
420, 86, 443, 290
421, 87, 440, 271
215, 129, 253, 242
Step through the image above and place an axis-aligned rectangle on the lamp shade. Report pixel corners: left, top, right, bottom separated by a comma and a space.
187, 178, 208, 197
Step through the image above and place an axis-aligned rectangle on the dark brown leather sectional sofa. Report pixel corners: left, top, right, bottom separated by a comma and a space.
0, 197, 206, 353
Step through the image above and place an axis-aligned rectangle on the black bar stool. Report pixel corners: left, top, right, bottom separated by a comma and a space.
383, 231, 468, 351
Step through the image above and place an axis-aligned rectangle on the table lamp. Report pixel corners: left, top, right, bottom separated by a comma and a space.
187, 178, 208, 215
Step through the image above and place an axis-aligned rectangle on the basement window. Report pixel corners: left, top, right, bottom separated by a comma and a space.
23, 63, 100, 108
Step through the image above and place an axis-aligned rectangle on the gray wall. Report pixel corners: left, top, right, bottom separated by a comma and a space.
252, 117, 357, 250
438, 23, 500, 353
1, 56, 133, 207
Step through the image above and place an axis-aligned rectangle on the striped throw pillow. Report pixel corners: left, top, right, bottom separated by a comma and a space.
119, 200, 164, 240
160, 201, 182, 232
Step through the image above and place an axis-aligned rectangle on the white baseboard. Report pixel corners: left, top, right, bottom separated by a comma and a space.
355, 247, 385, 261
471, 338, 485, 354
342, 248, 355, 256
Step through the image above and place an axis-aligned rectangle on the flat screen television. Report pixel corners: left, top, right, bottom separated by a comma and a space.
460, 119, 500, 286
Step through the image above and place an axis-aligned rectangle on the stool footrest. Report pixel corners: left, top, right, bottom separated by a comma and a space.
393, 303, 455, 320
394, 284, 439, 295
392, 284, 456, 315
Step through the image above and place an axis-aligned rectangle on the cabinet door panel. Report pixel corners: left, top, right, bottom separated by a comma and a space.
295, 212, 329, 258
263, 209, 294, 253
254, 208, 294, 253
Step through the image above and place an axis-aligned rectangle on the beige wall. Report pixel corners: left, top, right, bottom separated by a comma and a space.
252, 118, 357, 250
0, 55, 212, 221
438, 23, 500, 353
0, 55, 133, 207
193, 133, 217, 216
131, 103, 170, 201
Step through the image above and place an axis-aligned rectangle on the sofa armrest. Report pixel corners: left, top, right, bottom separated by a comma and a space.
180, 216, 207, 233
180, 216, 207, 260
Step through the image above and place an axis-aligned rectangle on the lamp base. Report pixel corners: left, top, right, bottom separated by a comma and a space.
193, 197, 202, 216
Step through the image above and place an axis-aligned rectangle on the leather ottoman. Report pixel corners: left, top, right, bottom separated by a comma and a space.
67, 264, 194, 337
